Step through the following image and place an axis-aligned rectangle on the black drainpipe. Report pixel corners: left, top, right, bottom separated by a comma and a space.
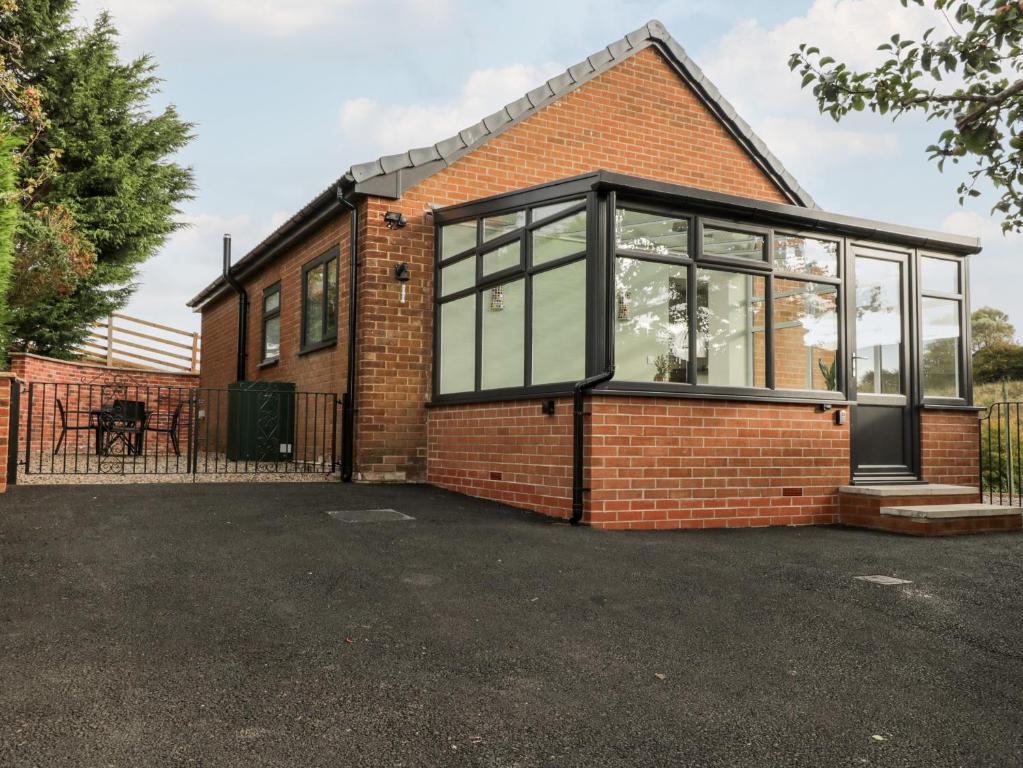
338, 188, 359, 482
222, 234, 247, 382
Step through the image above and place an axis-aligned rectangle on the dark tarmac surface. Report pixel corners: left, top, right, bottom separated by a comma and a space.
1, 482, 1021, 767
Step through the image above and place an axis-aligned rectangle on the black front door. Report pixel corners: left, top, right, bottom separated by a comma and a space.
850, 248, 917, 482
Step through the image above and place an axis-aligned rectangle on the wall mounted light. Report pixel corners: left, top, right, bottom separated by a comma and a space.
394, 262, 411, 304
383, 211, 407, 229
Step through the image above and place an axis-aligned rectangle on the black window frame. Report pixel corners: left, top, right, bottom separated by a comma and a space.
260, 281, 282, 365
916, 250, 969, 406
300, 247, 339, 355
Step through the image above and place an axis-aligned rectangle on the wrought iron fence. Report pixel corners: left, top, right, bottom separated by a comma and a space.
19, 382, 339, 478
979, 401, 1022, 506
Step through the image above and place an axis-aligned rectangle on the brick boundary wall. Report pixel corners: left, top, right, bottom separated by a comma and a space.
0, 373, 14, 493
428, 395, 851, 530
8, 353, 199, 455
919, 408, 982, 488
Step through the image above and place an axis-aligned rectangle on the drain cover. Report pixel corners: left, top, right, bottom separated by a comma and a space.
855, 575, 912, 585
325, 508, 413, 523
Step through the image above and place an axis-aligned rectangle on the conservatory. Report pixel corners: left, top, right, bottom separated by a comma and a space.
431, 170, 979, 494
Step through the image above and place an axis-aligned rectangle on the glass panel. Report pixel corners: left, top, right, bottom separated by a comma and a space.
325, 258, 338, 335
773, 279, 840, 391
304, 264, 324, 345
533, 199, 581, 222
615, 209, 688, 258
439, 295, 476, 394
532, 210, 587, 266
481, 279, 525, 390
697, 269, 766, 387
440, 220, 476, 259
264, 289, 280, 313
532, 260, 586, 384
263, 316, 280, 360
922, 296, 961, 398
773, 234, 839, 277
702, 227, 765, 261
440, 256, 475, 297
483, 210, 525, 242
481, 241, 520, 277
854, 257, 903, 395
614, 258, 689, 383
921, 256, 960, 295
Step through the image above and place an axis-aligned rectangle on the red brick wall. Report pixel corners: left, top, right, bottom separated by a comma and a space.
9, 353, 199, 455
427, 398, 575, 517
428, 395, 850, 529
352, 46, 794, 481
0, 375, 13, 494
920, 409, 981, 487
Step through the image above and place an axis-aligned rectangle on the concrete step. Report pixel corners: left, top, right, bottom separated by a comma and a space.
840, 484, 978, 498
881, 504, 1023, 520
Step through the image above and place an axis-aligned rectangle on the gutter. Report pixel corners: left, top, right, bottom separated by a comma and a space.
222, 234, 248, 382
571, 368, 615, 525
338, 189, 359, 482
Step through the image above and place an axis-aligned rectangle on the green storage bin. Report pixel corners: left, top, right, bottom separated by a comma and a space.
227, 381, 296, 462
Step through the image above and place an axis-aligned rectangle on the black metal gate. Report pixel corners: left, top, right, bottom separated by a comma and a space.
17, 382, 339, 480
980, 401, 1022, 505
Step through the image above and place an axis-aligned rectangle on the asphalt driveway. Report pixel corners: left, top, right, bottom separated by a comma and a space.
1, 483, 1021, 767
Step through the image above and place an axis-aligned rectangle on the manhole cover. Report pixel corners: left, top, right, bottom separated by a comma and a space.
855, 575, 912, 585
325, 508, 413, 523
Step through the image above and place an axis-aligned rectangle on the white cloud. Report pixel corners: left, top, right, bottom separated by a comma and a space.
756, 117, 898, 168
75, 0, 453, 40
339, 62, 564, 160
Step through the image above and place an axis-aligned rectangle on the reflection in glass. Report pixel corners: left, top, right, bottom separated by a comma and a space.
532, 199, 581, 223
921, 256, 960, 295
773, 279, 839, 391
697, 269, 766, 387
439, 295, 476, 394
922, 297, 961, 398
774, 235, 839, 277
855, 257, 902, 395
304, 265, 324, 344
614, 258, 689, 383
532, 211, 587, 266
264, 316, 280, 359
532, 260, 586, 384
615, 209, 689, 258
441, 220, 476, 258
440, 257, 475, 297
703, 227, 765, 261
483, 211, 525, 242
481, 279, 524, 390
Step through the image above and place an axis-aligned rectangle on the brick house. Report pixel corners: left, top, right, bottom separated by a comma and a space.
188, 20, 987, 531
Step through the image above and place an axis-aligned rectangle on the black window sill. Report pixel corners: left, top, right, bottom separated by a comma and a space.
299, 337, 337, 356
258, 357, 280, 369
919, 401, 984, 412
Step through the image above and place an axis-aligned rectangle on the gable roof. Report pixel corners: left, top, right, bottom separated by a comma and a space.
188, 19, 813, 309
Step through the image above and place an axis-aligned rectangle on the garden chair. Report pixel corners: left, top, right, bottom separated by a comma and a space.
144, 401, 185, 456
53, 398, 98, 455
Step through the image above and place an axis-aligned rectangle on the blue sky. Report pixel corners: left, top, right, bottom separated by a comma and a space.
72, 0, 1023, 335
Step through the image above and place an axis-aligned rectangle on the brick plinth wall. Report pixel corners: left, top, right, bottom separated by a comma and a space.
586, 397, 849, 530
920, 408, 982, 487
428, 395, 851, 529
0, 374, 14, 493
9, 353, 199, 454
427, 398, 575, 518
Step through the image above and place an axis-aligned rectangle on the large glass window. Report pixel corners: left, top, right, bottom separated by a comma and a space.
697, 268, 766, 387
532, 260, 586, 384
854, 257, 903, 395
301, 249, 338, 352
435, 200, 588, 396
921, 297, 961, 398
773, 279, 839, 391
774, 234, 838, 277
439, 295, 476, 394
615, 258, 689, 383
921, 256, 960, 295
441, 220, 476, 259
703, 226, 766, 262
481, 279, 525, 389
